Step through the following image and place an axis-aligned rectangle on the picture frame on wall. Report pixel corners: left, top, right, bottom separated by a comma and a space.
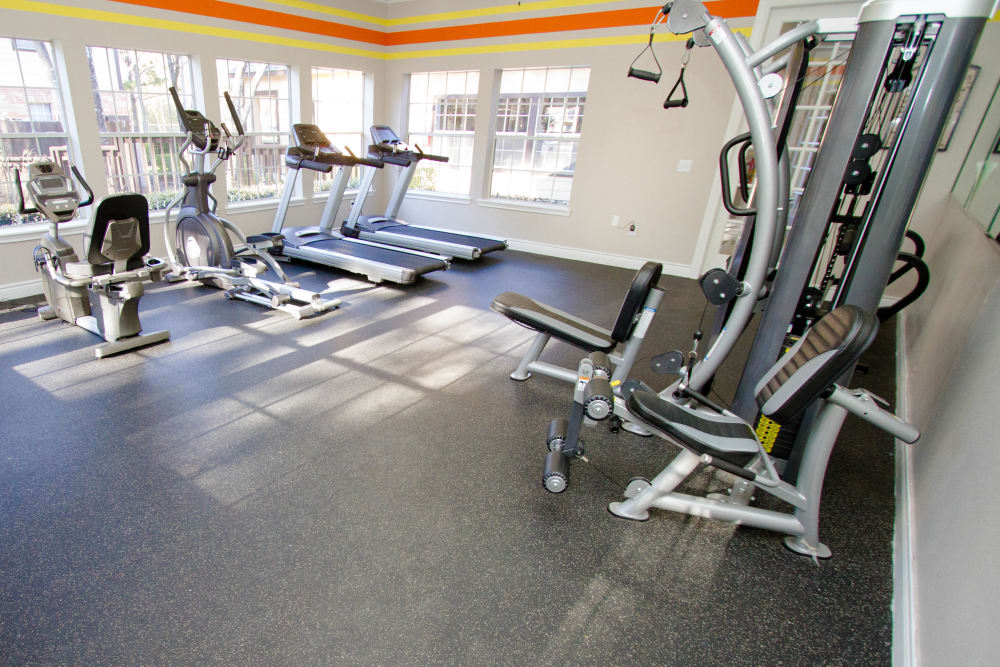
938, 65, 981, 151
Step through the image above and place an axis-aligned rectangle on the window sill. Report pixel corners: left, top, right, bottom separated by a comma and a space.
225, 197, 305, 215
476, 198, 571, 216
406, 191, 472, 205
309, 189, 373, 202
0, 218, 89, 244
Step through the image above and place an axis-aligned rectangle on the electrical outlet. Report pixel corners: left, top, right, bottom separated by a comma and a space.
677, 159, 693, 173
612, 214, 620, 228
628, 223, 637, 237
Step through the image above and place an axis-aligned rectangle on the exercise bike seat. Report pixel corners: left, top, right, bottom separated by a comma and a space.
626, 388, 759, 467
491, 262, 663, 353
63, 261, 112, 279
85, 193, 152, 272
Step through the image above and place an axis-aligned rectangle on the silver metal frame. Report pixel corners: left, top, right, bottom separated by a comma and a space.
509, 287, 665, 385
606, 384, 917, 558
271, 159, 450, 285
340, 137, 507, 261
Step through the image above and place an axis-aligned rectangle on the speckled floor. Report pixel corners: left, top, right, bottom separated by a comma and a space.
0, 251, 897, 664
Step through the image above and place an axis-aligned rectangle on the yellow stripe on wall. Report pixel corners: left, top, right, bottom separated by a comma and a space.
384, 0, 628, 27
0, 0, 748, 60
259, 0, 629, 28
0, 0, 385, 58
385, 30, 723, 60
255, 0, 388, 26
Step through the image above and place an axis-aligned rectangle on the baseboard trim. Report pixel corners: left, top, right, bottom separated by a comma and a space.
893, 311, 917, 667
506, 238, 696, 278
0, 278, 43, 302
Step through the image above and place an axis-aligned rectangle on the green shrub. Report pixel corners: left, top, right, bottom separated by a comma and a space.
228, 185, 281, 202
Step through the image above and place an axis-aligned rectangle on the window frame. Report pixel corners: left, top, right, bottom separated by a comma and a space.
485, 65, 590, 210
216, 58, 293, 205
310, 65, 367, 195
404, 69, 480, 198
0, 36, 76, 228
85, 45, 196, 211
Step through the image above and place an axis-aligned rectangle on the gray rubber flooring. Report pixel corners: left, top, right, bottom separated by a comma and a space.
0, 251, 898, 664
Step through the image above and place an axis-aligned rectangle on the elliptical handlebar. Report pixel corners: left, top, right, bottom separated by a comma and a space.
223, 91, 245, 150
13, 169, 37, 215
72, 166, 94, 207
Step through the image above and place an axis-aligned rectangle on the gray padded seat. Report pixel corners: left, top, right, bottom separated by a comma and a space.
628, 387, 759, 466
625, 305, 879, 468
491, 261, 663, 353
491, 292, 616, 352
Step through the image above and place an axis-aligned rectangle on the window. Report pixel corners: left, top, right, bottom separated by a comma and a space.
87, 46, 195, 210
406, 70, 479, 195
217, 59, 291, 202
0, 37, 73, 226
489, 66, 589, 207
311, 66, 365, 193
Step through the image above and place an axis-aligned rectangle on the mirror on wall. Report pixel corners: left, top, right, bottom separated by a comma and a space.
952, 78, 1000, 238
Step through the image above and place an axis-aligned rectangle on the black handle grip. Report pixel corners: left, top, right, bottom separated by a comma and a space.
903, 229, 925, 258
379, 153, 411, 167
737, 139, 752, 203
13, 169, 38, 215
878, 252, 930, 322
719, 132, 756, 217
71, 165, 94, 207
224, 91, 244, 136
628, 68, 661, 83
663, 99, 689, 109
359, 157, 384, 168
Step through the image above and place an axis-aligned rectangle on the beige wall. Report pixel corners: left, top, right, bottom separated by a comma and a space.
382, 35, 742, 273
900, 196, 1000, 665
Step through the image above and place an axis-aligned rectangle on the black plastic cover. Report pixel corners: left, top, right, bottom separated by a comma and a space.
610, 262, 662, 342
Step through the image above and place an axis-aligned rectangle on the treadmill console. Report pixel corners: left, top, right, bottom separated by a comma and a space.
293, 123, 341, 156
369, 124, 448, 163
286, 123, 380, 170
370, 125, 404, 148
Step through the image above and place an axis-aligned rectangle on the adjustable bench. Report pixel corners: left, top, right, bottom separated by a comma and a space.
490, 262, 664, 385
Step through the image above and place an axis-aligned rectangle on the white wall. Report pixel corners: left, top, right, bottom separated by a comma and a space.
899, 196, 1000, 665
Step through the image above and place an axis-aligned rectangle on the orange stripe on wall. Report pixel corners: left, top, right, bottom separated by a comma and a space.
110, 0, 759, 47
385, 2, 758, 46
110, 0, 386, 44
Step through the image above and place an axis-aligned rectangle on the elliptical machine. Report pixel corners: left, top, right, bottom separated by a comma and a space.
163, 87, 338, 319
18, 161, 170, 358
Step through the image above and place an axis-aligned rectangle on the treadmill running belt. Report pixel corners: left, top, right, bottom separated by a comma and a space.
377, 224, 506, 254
300, 237, 446, 272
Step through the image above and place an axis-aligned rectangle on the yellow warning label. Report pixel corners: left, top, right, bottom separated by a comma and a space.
756, 415, 781, 453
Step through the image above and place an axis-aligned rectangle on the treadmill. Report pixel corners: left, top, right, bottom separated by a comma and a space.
339, 125, 507, 260
271, 124, 449, 285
